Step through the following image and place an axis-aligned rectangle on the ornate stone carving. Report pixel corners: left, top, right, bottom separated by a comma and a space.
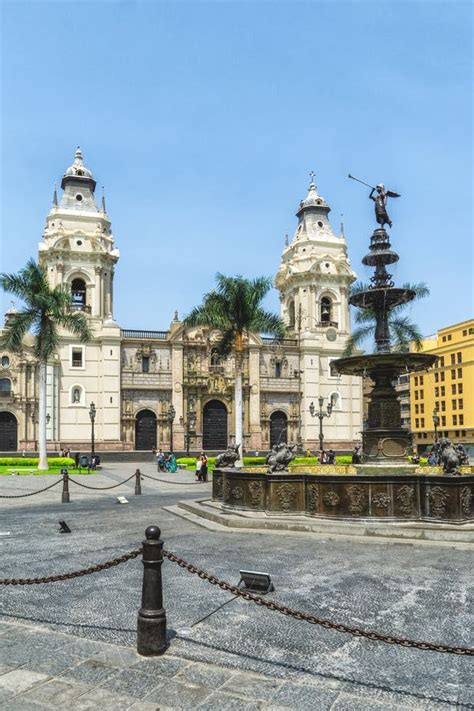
223, 480, 231, 501
276, 483, 297, 512
248, 480, 264, 508
396, 484, 414, 515
372, 492, 390, 510
231, 486, 244, 501
307, 483, 319, 512
266, 443, 295, 472
428, 486, 449, 518
323, 490, 340, 507
460, 486, 472, 516
347, 485, 367, 516
207, 374, 227, 394
214, 476, 223, 498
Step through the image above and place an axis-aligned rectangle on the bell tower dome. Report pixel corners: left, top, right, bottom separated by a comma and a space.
39, 147, 120, 322
275, 173, 362, 449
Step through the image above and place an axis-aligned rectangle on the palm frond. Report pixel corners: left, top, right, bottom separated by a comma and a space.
250, 309, 286, 339
0, 310, 37, 352
389, 316, 424, 352
58, 312, 91, 342
343, 324, 375, 356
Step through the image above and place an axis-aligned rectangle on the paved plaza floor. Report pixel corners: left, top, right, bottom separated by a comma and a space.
0, 463, 473, 710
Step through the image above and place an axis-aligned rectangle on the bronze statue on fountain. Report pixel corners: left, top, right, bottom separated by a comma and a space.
333, 177, 438, 463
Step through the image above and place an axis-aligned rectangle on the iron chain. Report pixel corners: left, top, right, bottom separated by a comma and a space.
0, 548, 142, 585
141, 473, 202, 486
68, 473, 136, 490
163, 550, 474, 657
0, 478, 62, 499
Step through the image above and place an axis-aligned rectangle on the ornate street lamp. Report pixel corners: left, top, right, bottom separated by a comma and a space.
89, 401, 96, 458
308, 396, 333, 452
432, 408, 440, 444
167, 403, 176, 453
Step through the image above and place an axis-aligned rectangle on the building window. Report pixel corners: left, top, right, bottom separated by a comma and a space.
457, 352, 462, 363
441, 386, 445, 396
415, 404, 419, 414
440, 356, 444, 367
414, 391, 418, 400
453, 415, 457, 426
419, 390, 424, 399
455, 430, 460, 437
71, 278, 87, 311
435, 387, 439, 397
452, 384, 456, 395
142, 356, 150, 373
447, 334, 452, 341
0, 378, 11, 393
452, 400, 457, 410
288, 300, 295, 329
463, 330, 467, 336
458, 383, 463, 394
435, 401, 440, 411
434, 373, 439, 383
450, 353, 456, 365
451, 370, 456, 379
459, 415, 464, 425
275, 361, 282, 378
419, 375, 424, 385
458, 368, 462, 378
320, 296, 332, 324
440, 372, 445, 381
420, 418, 425, 427
441, 401, 446, 411
1, 356, 9, 367
458, 399, 463, 409
415, 418, 419, 428
414, 376, 418, 386
420, 404, 424, 414
71, 347, 83, 368
441, 416, 446, 426
442, 336, 446, 342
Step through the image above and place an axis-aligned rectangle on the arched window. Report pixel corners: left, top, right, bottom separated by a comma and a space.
288, 300, 295, 329
320, 297, 332, 324
1, 356, 9, 367
0, 378, 12, 394
71, 278, 86, 310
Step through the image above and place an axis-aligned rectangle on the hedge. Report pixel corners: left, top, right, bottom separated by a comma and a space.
176, 455, 354, 467
0, 457, 75, 467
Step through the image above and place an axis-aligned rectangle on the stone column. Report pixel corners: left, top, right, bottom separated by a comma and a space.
248, 347, 262, 449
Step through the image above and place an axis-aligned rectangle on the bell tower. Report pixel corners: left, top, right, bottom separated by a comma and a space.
275, 174, 362, 449
38, 148, 122, 449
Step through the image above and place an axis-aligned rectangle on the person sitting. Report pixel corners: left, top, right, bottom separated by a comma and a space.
412, 453, 420, 465
156, 449, 165, 472
427, 450, 438, 466
352, 445, 362, 464
327, 449, 336, 465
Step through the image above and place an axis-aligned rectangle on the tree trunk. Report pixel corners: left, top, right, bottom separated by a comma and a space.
38, 361, 48, 470
234, 364, 243, 467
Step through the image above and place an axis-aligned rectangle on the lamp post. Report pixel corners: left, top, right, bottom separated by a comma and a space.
89, 401, 96, 459
432, 408, 440, 444
308, 396, 333, 452
167, 404, 176, 453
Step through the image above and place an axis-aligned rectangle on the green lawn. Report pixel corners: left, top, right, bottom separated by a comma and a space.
0, 466, 89, 476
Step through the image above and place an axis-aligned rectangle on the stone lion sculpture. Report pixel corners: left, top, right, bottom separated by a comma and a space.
436, 438, 467, 476
215, 443, 241, 469
266, 443, 295, 473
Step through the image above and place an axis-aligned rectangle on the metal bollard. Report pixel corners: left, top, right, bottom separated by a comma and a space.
61, 469, 70, 504
135, 469, 142, 496
137, 525, 167, 656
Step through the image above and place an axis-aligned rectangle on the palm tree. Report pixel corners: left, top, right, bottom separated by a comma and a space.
184, 274, 286, 465
344, 281, 430, 356
0, 259, 90, 470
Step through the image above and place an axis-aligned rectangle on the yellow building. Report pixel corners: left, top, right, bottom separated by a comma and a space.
410, 319, 474, 454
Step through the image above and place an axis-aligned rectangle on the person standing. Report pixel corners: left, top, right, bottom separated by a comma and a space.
200, 452, 208, 482
195, 455, 202, 481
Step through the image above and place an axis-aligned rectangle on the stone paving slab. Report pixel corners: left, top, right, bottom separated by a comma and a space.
1, 465, 473, 709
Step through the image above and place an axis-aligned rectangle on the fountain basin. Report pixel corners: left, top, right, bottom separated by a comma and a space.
212, 468, 474, 524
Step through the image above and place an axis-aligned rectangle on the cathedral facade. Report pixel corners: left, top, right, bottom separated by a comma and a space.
0, 150, 362, 453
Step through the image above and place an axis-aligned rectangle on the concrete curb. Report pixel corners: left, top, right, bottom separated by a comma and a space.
164, 499, 474, 549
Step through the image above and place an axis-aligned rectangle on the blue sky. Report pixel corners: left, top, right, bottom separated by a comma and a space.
1, 0, 472, 336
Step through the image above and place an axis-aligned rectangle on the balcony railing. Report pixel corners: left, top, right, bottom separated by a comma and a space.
121, 329, 169, 340
261, 337, 298, 346
316, 320, 338, 328
70, 303, 91, 313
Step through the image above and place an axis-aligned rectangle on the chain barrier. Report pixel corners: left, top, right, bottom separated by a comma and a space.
0, 548, 143, 585
141, 472, 203, 486
68, 472, 136, 490
163, 550, 474, 657
0, 478, 62, 499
